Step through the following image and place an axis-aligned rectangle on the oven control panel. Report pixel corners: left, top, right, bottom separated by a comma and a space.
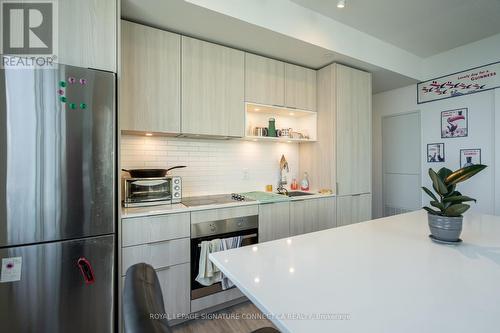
191, 215, 258, 238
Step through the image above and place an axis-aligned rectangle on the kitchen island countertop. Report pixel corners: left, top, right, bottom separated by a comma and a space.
210, 210, 500, 333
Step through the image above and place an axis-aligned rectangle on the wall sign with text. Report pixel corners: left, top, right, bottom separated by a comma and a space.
417, 62, 500, 104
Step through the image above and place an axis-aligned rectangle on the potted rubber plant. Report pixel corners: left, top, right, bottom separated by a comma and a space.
422, 164, 487, 242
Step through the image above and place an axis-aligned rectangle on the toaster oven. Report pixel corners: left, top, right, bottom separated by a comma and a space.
122, 176, 182, 207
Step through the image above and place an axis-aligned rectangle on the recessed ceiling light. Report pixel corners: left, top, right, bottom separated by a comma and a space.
289, 112, 295, 116
337, 0, 346, 8
145, 133, 153, 136
254, 108, 260, 111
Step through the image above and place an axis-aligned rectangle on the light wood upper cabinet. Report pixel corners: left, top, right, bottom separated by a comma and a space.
57, 0, 117, 72
335, 64, 372, 195
182, 37, 245, 137
290, 197, 336, 236
259, 202, 290, 242
120, 21, 181, 134
245, 53, 285, 107
285, 63, 317, 111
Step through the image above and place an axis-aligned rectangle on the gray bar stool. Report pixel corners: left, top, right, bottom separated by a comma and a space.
123, 263, 279, 333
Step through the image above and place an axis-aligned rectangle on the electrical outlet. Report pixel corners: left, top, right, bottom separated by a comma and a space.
242, 169, 250, 180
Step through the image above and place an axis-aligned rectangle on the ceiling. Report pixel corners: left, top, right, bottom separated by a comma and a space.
121, 0, 418, 93
291, 0, 500, 57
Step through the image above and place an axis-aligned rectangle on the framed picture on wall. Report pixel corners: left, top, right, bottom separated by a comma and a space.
427, 143, 445, 163
441, 108, 468, 138
460, 149, 481, 168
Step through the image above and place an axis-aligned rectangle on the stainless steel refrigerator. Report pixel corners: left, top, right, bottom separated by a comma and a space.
0, 64, 116, 332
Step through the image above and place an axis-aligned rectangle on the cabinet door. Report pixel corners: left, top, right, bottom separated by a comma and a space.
285, 63, 316, 111
290, 199, 318, 236
58, 0, 117, 72
336, 194, 372, 226
259, 202, 290, 242
245, 53, 285, 106
290, 197, 336, 235
120, 21, 181, 133
157, 263, 191, 317
336, 65, 372, 195
316, 197, 337, 231
357, 194, 372, 223
182, 37, 245, 137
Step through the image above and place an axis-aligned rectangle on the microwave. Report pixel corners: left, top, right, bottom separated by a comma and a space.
122, 176, 182, 207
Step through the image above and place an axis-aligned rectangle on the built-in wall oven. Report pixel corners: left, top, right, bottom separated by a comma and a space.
190, 215, 258, 299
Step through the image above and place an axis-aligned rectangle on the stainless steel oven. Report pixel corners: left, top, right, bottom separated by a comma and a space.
190, 215, 258, 300
122, 176, 182, 207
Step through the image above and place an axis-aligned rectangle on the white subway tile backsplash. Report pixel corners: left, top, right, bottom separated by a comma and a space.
120, 135, 299, 197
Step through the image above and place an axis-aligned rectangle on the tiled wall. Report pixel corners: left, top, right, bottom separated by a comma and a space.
121, 135, 300, 197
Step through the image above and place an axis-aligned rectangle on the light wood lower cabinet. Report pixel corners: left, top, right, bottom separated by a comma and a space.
258, 202, 290, 242
157, 263, 191, 316
121, 213, 190, 247
290, 197, 336, 236
121, 238, 190, 275
181, 36, 245, 137
336, 194, 372, 227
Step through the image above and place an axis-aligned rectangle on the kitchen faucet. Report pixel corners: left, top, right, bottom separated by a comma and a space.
277, 155, 289, 195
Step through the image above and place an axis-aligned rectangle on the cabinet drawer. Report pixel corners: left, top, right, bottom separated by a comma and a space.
121, 238, 190, 276
191, 205, 259, 224
122, 213, 190, 247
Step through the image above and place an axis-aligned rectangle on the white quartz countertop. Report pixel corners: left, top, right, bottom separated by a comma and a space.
121, 191, 335, 218
209, 210, 500, 333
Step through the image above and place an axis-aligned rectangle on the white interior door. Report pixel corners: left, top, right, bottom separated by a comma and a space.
382, 111, 421, 216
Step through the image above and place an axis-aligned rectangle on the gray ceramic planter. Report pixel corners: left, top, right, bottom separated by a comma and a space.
428, 213, 463, 242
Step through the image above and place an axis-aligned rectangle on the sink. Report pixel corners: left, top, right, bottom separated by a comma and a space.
278, 191, 314, 197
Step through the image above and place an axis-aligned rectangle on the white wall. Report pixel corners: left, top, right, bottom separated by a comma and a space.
121, 135, 299, 197
373, 86, 497, 218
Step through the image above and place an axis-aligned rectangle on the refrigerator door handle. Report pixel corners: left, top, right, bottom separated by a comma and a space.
77, 257, 96, 285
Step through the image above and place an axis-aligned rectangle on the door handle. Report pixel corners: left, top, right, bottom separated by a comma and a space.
77, 257, 95, 285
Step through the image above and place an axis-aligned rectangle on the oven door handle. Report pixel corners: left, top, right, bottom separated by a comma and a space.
197, 233, 257, 247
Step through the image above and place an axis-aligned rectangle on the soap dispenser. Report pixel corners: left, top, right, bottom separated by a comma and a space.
300, 172, 310, 191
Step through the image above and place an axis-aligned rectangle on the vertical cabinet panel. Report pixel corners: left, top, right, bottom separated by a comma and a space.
58, 0, 117, 72
290, 200, 317, 236
182, 37, 245, 137
245, 53, 285, 106
316, 197, 337, 231
290, 197, 336, 235
259, 202, 290, 242
120, 21, 181, 133
335, 64, 372, 195
336, 194, 372, 226
157, 263, 191, 317
285, 63, 317, 111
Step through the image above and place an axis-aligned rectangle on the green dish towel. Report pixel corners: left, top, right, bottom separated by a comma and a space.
240, 191, 290, 203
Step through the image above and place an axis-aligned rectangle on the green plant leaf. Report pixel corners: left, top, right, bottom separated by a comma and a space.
444, 184, 456, 197
429, 168, 448, 195
421, 186, 438, 202
423, 206, 441, 215
430, 201, 445, 211
444, 204, 470, 217
437, 167, 453, 181
445, 165, 487, 185
443, 195, 477, 203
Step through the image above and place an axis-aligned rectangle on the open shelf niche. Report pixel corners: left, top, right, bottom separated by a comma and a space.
244, 103, 317, 143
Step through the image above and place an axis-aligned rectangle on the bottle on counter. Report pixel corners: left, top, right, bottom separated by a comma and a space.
290, 178, 298, 190
300, 172, 310, 191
